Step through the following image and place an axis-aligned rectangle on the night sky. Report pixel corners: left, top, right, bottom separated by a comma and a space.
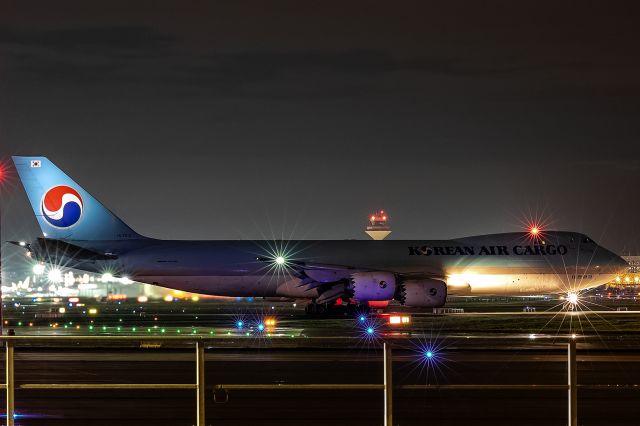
1, 1, 639, 258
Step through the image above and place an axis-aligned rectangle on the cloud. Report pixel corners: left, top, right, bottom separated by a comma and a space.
0, 25, 175, 51
1, 25, 638, 101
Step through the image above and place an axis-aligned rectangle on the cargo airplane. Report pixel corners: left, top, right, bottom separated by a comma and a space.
10, 156, 629, 313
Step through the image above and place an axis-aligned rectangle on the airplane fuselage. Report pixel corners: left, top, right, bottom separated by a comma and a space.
13, 157, 629, 308
37, 231, 627, 300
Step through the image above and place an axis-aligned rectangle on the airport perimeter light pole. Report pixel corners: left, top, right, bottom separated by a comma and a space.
0, 161, 10, 338
0, 163, 5, 337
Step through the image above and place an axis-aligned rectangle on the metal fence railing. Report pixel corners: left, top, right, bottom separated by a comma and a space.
0, 336, 582, 426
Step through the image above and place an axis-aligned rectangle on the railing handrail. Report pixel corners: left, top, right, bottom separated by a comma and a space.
0, 334, 581, 344
1, 338, 583, 426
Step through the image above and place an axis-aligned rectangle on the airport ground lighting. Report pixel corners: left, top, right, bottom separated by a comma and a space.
32, 263, 45, 275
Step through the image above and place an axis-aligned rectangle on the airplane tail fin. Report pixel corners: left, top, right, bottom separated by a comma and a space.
12, 156, 145, 241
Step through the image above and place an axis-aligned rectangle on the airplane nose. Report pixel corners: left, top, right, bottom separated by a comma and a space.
598, 249, 629, 274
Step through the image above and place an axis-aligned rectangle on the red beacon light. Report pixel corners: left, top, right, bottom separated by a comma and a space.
369, 210, 388, 224
527, 223, 545, 240
366, 210, 392, 240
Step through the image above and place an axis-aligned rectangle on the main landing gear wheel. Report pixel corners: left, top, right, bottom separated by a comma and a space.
305, 303, 327, 315
305, 302, 369, 317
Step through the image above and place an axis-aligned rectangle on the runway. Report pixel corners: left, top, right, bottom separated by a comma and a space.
2, 298, 640, 424
2, 345, 640, 426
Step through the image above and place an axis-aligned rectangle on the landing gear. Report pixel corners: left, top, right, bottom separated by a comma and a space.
305, 302, 327, 315
304, 301, 370, 317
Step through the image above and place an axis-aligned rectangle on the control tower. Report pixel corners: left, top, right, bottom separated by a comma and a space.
365, 210, 391, 240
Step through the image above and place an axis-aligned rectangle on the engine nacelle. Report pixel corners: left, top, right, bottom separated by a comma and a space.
350, 272, 396, 302
398, 279, 447, 307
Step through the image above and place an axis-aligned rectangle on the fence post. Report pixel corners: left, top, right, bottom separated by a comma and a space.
384, 342, 393, 426
568, 340, 577, 426
6, 340, 14, 426
196, 340, 206, 426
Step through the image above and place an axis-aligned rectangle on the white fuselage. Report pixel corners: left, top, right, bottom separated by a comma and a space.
40, 231, 627, 301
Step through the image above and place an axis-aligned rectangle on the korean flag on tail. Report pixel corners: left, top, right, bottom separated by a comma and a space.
30, 160, 41, 168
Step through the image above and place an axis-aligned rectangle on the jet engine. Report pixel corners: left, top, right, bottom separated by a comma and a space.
397, 279, 447, 307
349, 272, 396, 302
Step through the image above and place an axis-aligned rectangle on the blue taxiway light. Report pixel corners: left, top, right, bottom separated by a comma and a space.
366, 327, 374, 335
257, 323, 265, 331
1, 413, 24, 419
425, 351, 434, 359
359, 316, 366, 322
236, 320, 244, 328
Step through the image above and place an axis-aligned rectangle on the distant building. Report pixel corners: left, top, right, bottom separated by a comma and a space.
365, 210, 391, 240
609, 256, 640, 287
623, 256, 640, 273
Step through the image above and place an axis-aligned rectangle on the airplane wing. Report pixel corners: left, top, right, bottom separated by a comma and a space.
257, 257, 444, 304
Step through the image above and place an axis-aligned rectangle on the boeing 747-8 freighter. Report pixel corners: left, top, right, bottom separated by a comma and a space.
10, 156, 628, 313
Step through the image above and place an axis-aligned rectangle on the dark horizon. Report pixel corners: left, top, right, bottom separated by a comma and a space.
2, 1, 640, 258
